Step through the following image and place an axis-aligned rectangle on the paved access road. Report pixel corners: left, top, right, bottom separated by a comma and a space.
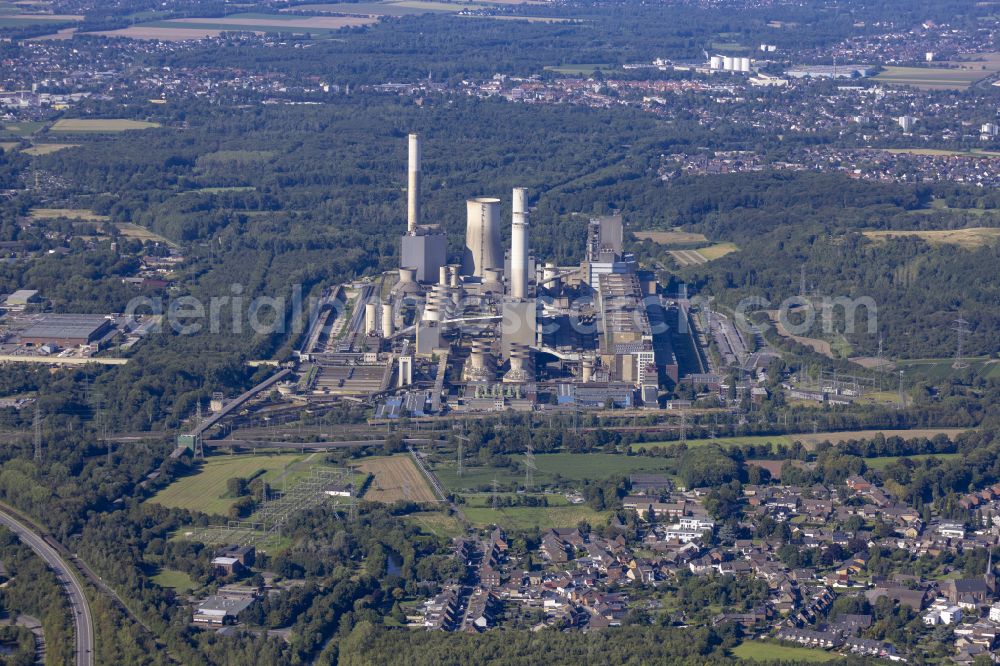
0, 507, 94, 666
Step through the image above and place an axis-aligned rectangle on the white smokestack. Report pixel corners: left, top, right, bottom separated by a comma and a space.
407, 133, 421, 234
511, 187, 529, 300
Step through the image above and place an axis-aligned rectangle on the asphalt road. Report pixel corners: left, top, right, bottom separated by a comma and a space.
0, 508, 94, 666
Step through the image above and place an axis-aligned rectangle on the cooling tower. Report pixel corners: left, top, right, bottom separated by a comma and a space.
510, 187, 529, 300
407, 133, 420, 233
503, 343, 532, 383
462, 197, 503, 278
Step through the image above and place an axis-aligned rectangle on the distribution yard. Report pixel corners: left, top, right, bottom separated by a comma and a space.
149, 453, 305, 515
353, 455, 438, 503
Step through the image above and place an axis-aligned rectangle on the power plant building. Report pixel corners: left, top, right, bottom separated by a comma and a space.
400, 132, 447, 282
369, 132, 696, 415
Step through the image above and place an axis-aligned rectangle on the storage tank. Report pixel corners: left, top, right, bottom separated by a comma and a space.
739, 57, 751, 72
723, 56, 735, 71
710, 56, 722, 70
365, 303, 377, 336
462, 197, 503, 278
381, 303, 393, 338
510, 187, 529, 300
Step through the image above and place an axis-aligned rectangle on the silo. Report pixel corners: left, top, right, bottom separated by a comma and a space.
407, 133, 420, 233
365, 303, 377, 335
582, 355, 595, 383
462, 197, 503, 278
739, 57, 751, 72
439, 265, 449, 287
710, 56, 722, 70
723, 56, 734, 71
381, 303, 394, 338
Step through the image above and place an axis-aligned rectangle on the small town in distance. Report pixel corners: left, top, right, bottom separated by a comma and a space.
2, 0, 1000, 664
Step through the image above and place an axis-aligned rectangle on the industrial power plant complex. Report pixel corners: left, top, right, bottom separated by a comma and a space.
288, 133, 708, 417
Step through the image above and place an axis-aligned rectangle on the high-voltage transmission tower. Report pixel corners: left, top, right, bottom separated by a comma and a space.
33, 403, 42, 462
898, 370, 906, 408
952, 318, 971, 370
491, 477, 500, 511
524, 444, 536, 490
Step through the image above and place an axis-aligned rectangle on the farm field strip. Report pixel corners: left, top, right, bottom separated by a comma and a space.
862, 227, 1000, 249
353, 455, 437, 502
632, 428, 973, 451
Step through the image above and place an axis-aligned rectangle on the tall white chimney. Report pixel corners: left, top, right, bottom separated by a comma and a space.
511, 187, 529, 300
407, 133, 421, 234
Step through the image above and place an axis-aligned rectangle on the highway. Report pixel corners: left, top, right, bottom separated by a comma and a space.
0, 507, 93, 666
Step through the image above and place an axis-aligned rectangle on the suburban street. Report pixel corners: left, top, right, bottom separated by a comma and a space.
0, 506, 94, 666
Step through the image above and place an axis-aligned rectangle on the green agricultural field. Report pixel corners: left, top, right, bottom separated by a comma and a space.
732, 640, 839, 662
116, 222, 177, 247
178, 186, 256, 195
29, 207, 108, 221
874, 65, 986, 89
897, 357, 1000, 381
287, 1, 467, 15
2, 121, 45, 136
50, 118, 160, 132
406, 510, 465, 538
632, 428, 971, 452
20, 143, 77, 155
864, 453, 962, 471
434, 453, 678, 492
149, 453, 306, 515
631, 434, 794, 452
152, 568, 199, 593
462, 495, 609, 530
697, 241, 739, 261
544, 63, 615, 75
